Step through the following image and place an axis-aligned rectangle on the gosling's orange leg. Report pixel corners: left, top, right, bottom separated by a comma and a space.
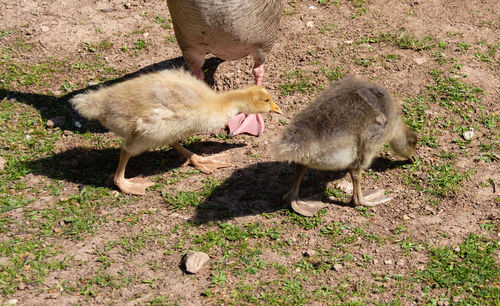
284, 164, 327, 217
172, 143, 231, 174
112, 149, 154, 195
350, 169, 392, 207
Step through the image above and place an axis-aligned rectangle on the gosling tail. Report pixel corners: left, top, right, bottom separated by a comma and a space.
69, 90, 106, 120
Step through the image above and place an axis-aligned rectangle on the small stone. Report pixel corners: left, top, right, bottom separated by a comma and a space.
303, 249, 316, 257
41, 25, 49, 32
333, 264, 343, 271
373, 259, 379, 265
309, 5, 317, 9
344, 40, 354, 44
413, 57, 427, 65
0, 256, 11, 266
24, 134, 31, 140
6, 299, 17, 305
402, 214, 410, 220
384, 260, 393, 265
183, 251, 209, 274
46, 116, 65, 129
63, 130, 73, 136
305, 21, 314, 28
88, 81, 98, 86
111, 190, 120, 198
124, 3, 131, 9
0, 156, 5, 171
17, 283, 26, 290
336, 180, 353, 194
396, 259, 406, 266
463, 129, 474, 140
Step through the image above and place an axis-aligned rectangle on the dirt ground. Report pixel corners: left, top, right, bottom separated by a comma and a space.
0, 0, 499, 305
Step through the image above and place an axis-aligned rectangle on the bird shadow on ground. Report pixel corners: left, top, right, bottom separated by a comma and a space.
20, 140, 245, 189
0, 56, 225, 133
371, 156, 412, 172
189, 162, 347, 224
190, 157, 408, 224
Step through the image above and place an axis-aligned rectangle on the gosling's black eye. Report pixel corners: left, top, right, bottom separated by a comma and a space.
265, 99, 270, 103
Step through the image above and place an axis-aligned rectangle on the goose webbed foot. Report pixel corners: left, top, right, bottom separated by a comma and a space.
291, 197, 328, 217
114, 176, 154, 195
186, 153, 231, 174
354, 189, 392, 207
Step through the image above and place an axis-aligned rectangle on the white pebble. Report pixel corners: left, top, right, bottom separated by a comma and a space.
309, 6, 317, 9
305, 21, 314, 28
24, 135, 31, 140
463, 129, 474, 140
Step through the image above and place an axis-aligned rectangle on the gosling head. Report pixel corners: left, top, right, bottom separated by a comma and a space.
389, 124, 417, 163
243, 86, 282, 114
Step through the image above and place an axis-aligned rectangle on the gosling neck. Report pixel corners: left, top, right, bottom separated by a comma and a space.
215, 87, 253, 116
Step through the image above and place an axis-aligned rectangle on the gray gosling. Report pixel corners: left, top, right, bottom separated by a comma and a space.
275, 76, 417, 216
71, 69, 281, 195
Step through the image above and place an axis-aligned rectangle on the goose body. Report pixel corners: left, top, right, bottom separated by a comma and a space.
166, 0, 283, 136
71, 69, 281, 195
275, 76, 417, 216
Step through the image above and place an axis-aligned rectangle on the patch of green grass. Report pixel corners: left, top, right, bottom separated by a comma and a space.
279, 69, 315, 96
318, 0, 339, 5
284, 208, 326, 230
457, 42, 471, 51
371, 31, 438, 50
417, 234, 499, 304
164, 190, 201, 209
475, 141, 499, 162
0, 238, 69, 295
393, 32, 437, 50
0, 28, 14, 38
133, 39, 151, 51
0, 59, 64, 89
351, 7, 369, 18
474, 52, 492, 63
354, 57, 373, 67
79, 272, 134, 296
165, 35, 177, 44
192, 222, 281, 253
162, 178, 224, 210
111, 229, 166, 255
402, 96, 429, 132
319, 65, 344, 81
402, 159, 470, 198
319, 22, 337, 33
427, 70, 483, 122
384, 53, 400, 62
25, 187, 112, 239
480, 114, 499, 130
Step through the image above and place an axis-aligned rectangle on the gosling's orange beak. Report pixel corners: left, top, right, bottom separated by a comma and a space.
270, 100, 282, 114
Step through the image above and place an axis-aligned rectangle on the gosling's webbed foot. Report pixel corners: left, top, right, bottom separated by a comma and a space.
186, 153, 232, 174
355, 189, 392, 207
290, 194, 328, 217
114, 176, 154, 195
